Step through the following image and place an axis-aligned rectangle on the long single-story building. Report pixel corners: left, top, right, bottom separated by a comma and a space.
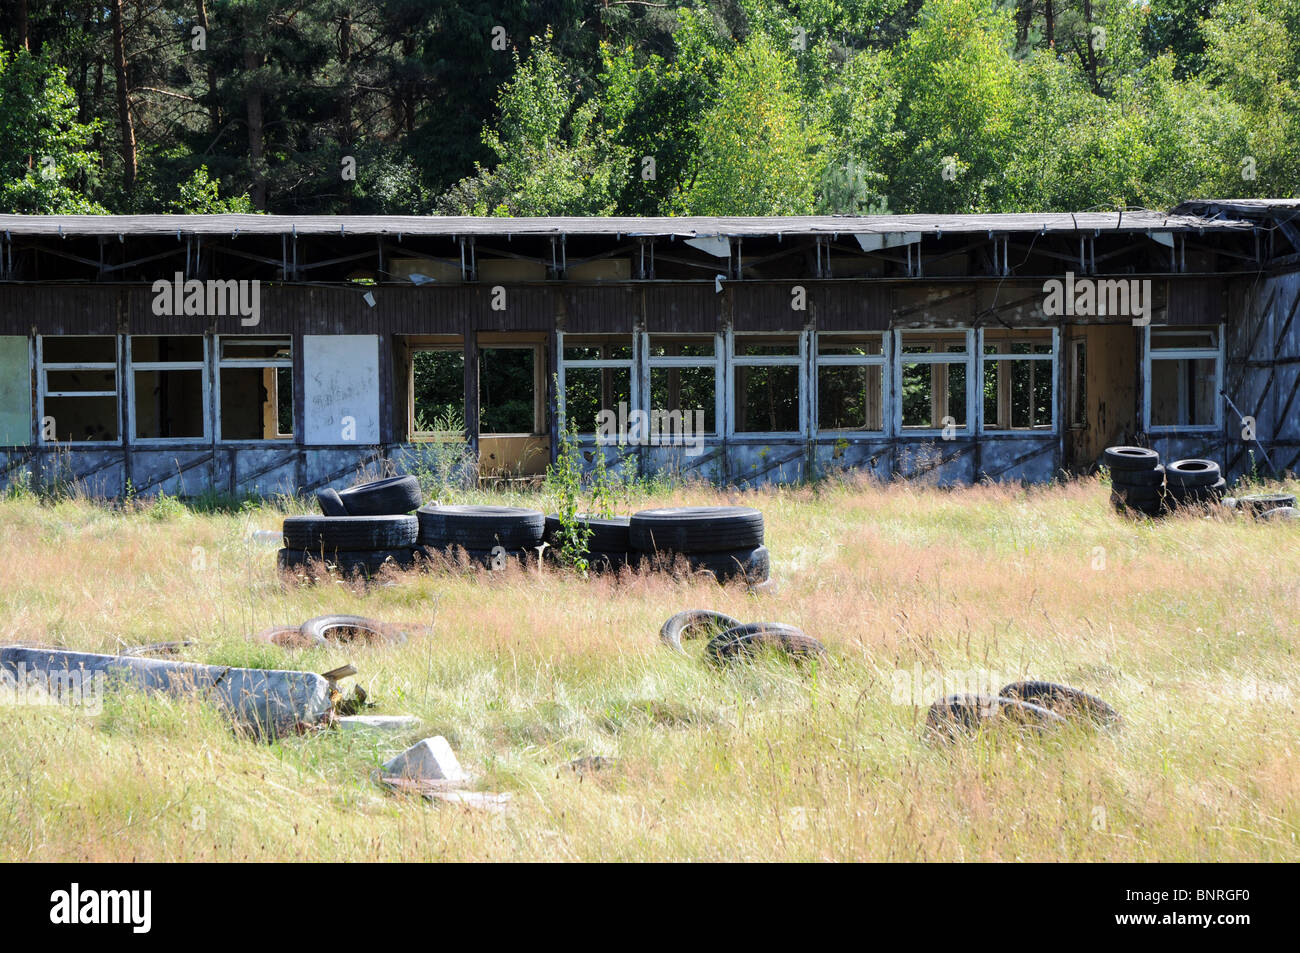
0, 201, 1296, 497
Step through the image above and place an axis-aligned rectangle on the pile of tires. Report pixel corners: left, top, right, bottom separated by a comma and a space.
1164, 458, 1227, 508
1105, 447, 1226, 516
278, 475, 422, 577
629, 506, 770, 585
1228, 492, 1298, 521
543, 513, 633, 572
416, 504, 545, 569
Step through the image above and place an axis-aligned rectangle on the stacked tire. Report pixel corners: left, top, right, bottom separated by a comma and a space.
416, 504, 545, 569
1164, 459, 1226, 508
629, 506, 769, 586
1104, 446, 1166, 517
543, 514, 633, 572
279, 475, 422, 577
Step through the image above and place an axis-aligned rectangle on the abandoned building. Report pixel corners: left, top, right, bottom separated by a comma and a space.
0, 200, 1296, 497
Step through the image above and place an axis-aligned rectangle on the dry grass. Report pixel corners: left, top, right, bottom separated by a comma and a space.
1, 475, 1298, 861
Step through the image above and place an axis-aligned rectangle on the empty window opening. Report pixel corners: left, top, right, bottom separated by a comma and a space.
648, 334, 718, 435
39, 335, 119, 442
732, 333, 802, 435
1147, 326, 1221, 429
218, 336, 292, 440
130, 336, 206, 441
480, 346, 542, 434
559, 334, 634, 434
899, 332, 969, 431
410, 349, 465, 437
816, 333, 885, 432
981, 329, 1054, 432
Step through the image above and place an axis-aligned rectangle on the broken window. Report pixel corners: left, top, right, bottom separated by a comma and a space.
1147, 325, 1220, 429
410, 348, 465, 437
899, 332, 970, 431
559, 334, 634, 434
648, 334, 718, 435
480, 346, 542, 434
981, 329, 1055, 432
816, 333, 885, 432
39, 335, 119, 442
129, 336, 207, 441
217, 336, 292, 440
732, 334, 802, 434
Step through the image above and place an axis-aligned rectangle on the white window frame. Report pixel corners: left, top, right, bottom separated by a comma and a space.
127, 335, 210, 444
556, 332, 637, 437
1143, 324, 1224, 433
215, 335, 293, 443
813, 331, 890, 437
641, 332, 724, 438
726, 329, 808, 439
977, 327, 1058, 434
37, 335, 121, 445
894, 329, 975, 437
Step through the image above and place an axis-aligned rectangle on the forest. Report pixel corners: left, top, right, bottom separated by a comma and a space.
0, 0, 1295, 218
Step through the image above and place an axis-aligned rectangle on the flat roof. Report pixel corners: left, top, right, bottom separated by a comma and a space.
0, 209, 1260, 239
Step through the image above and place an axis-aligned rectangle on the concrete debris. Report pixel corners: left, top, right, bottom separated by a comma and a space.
381, 735, 469, 783
337, 714, 420, 731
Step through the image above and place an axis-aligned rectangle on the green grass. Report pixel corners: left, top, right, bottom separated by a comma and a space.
1, 474, 1298, 860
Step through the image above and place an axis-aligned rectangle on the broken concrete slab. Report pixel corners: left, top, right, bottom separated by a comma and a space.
381, 735, 468, 783
337, 714, 420, 731
378, 777, 511, 812
0, 645, 331, 737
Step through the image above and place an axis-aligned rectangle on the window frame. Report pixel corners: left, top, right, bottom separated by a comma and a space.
406, 343, 466, 442
37, 335, 121, 445
1068, 337, 1087, 430
726, 330, 808, 439
215, 334, 293, 443
556, 332, 638, 438
977, 327, 1058, 434
893, 329, 975, 437
1143, 323, 1224, 434
814, 331, 890, 437
126, 335, 210, 445
641, 332, 723, 440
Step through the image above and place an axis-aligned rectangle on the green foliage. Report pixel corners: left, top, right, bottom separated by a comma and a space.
545, 414, 594, 572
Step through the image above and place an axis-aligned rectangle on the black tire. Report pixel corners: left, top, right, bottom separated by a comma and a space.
1109, 464, 1165, 489
1166, 477, 1227, 506
300, 614, 408, 645
1165, 459, 1221, 489
1260, 506, 1299, 521
414, 543, 532, 570
1110, 484, 1162, 505
282, 515, 418, 550
337, 475, 423, 516
1238, 493, 1298, 516
705, 622, 826, 664
586, 549, 633, 572
660, 609, 743, 654
1110, 493, 1165, 518
688, 545, 770, 584
316, 487, 349, 516
277, 548, 415, 576
1102, 446, 1159, 471
544, 513, 631, 551
629, 506, 764, 554
417, 504, 545, 550
925, 693, 1066, 739
999, 681, 1119, 727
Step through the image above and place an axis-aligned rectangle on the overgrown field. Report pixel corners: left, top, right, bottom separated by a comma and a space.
2, 475, 1298, 861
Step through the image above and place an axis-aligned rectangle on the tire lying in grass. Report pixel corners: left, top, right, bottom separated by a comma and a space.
705, 622, 826, 665
1166, 477, 1227, 507
659, 609, 743, 654
543, 513, 631, 551
1238, 492, 1297, 516
254, 624, 325, 649
417, 504, 545, 550
1102, 446, 1160, 471
1260, 505, 1299, 521
414, 543, 533, 570
999, 681, 1119, 727
301, 614, 407, 645
1165, 458, 1222, 489
337, 474, 422, 516
277, 548, 415, 577
925, 693, 1066, 740
1110, 491, 1165, 518
316, 487, 349, 516
687, 545, 771, 584
1109, 464, 1166, 489
629, 506, 764, 554
282, 514, 418, 550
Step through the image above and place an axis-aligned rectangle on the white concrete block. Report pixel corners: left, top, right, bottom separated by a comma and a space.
382, 736, 468, 782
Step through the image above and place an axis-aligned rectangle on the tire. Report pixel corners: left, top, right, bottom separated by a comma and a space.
300, 614, 407, 645
1110, 493, 1165, 518
278, 548, 415, 576
282, 515, 418, 550
687, 545, 770, 584
544, 513, 631, 551
414, 543, 532, 570
1260, 506, 1299, 521
1102, 446, 1159, 471
925, 693, 1066, 739
1238, 493, 1298, 516
660, 609, 743, 654
1110, 484, 1162, 505
999, 681, 1119, 727
586, 550, 633, 572
316, 487, 349, 516
1110, 464, 1165, 489
705, 622, 826, 664
1166, 477, 1227, 506
337, 475, 422, 516
417, 504, 545, 550
1165, 459, 1221, 489
629, 506, 764, 554
253, 624, 325, 649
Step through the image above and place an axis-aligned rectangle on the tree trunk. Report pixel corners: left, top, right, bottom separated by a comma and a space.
1045, 0, 1055, 48
195, 0, 219, 137
110, 0, 137, 193
245, 45, 267, 208
17, 0, 29, 51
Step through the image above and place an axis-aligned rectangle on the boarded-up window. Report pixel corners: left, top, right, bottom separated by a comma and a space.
0, 336, 31, 445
